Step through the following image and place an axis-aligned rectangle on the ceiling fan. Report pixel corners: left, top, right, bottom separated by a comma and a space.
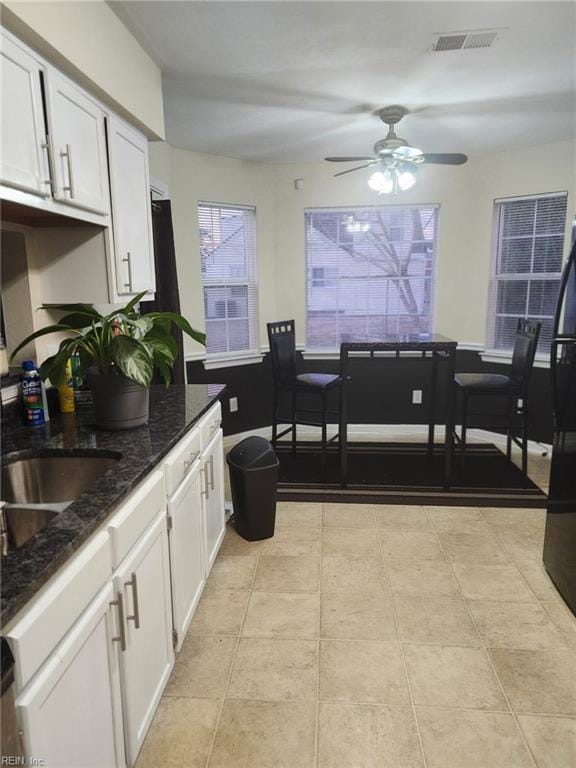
326, 105, 467, 194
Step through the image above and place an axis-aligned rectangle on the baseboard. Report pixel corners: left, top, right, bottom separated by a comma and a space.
223, 423, 551, 458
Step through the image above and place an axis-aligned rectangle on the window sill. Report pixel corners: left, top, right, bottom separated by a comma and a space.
202, 352, 264, 370
481, 350, 550, 369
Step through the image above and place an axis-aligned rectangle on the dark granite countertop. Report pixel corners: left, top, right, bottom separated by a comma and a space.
1, 384, 226, 627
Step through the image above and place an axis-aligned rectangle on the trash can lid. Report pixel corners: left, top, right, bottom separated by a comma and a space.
226, 436, 278, 470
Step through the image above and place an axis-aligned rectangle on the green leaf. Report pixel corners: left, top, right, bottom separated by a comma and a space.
121, 291, 149, 316
110, 335, 154, 387
144, 326, 178, 358
145, 312, 206, 347
124, 316, 154, 338
156, 358, 173, 387
9, 324, 80, 362
42, 303, 101, 318
57, 311, 101, 330
102, 291, 148, 323
151, 316, 171, 335
39, 339, 78, 386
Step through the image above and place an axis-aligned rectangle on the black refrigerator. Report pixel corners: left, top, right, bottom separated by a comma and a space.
543, 238, 576, 616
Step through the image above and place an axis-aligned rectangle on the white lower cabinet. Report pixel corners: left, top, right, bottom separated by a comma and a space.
167, 460, 206, 651
201, 428, 226, 575
114, 512, 174, 765
16, 582, 126, 768
8, 412, 227, 768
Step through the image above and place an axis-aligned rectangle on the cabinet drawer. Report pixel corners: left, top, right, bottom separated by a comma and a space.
199, 402, 222, 450
164, 427, 201, 498
6, 531, 111, 690
107, 470, 165, 569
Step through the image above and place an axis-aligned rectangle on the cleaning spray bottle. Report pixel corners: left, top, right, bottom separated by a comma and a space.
21, 360, 46, 427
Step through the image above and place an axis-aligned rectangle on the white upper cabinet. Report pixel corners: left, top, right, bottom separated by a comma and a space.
107, 116, 156, 296
0, 33, 50, 197
43, 69, 109, 215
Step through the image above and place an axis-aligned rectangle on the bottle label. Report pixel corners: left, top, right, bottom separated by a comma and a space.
22, 375, 45, 426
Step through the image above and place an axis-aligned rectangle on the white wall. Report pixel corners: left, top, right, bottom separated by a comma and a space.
150, 139, 575, 356
272, 140, 575, 347
1, 1, 165, 138
149, 144, 276, 357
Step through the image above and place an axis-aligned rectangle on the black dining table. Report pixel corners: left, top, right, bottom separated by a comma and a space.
338, 334, 459, 489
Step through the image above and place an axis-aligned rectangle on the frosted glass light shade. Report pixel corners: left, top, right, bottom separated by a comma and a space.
368, 170, 394, 194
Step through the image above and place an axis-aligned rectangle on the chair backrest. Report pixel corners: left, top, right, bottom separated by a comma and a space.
267, 320, 297, 385
510, 319, 541, 394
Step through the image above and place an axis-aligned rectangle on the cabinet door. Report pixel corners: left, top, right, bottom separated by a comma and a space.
114, 513, 174, 765
44, 68, 109, 214
167, 460, 205, 651
202, 428, 226, 574
0, 33, 50, 196
16, 583, 125, 768
107, 116, 156, 297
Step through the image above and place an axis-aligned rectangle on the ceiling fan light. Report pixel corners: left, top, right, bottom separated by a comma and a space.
368, 171, 393, 194
398, 169, 417, 191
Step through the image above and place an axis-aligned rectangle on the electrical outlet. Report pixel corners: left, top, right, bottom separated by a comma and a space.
229, 396, 239, 413
412, 389, 422, 405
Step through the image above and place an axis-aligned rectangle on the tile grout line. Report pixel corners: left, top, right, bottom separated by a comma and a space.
200, 500, 567, 767
202, 531, 263, 768
379, 526, 430, 768
433, 510, 541, 768
478, 508, 574, 650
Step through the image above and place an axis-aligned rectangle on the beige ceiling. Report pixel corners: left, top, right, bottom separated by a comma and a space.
111, 1, 576, 163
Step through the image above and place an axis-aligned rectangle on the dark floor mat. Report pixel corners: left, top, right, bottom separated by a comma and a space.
276, 442, 546, 508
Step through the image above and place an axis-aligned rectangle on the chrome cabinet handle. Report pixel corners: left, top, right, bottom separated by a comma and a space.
200, 465, 210, 498
60, 143, 75, 198
123, 251, 133, 292
184, 450, 200, 474
110, 591, 126, 651
208, 455, 215, 490
41, 140, 54, 188
125, 572, 140, 629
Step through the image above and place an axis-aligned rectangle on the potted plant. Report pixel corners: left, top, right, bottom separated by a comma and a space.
10, 292, 205, 430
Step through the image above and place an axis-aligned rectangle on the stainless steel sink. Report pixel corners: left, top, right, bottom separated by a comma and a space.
1, 505, 59, 553
1, 452, 121, 505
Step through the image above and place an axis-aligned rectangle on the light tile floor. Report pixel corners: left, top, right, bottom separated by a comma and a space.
135, 458, 576, 768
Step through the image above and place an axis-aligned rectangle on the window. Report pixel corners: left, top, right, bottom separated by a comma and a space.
198, 203, 258, 357
487, 193, 568, 356
305, 205, 438, 350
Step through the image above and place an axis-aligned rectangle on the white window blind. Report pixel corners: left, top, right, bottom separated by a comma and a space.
487, 193, 567, 355
198, 203, 258, 356
305, 205, 438, 350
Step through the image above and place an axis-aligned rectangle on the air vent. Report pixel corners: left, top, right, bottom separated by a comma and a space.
432, 29, 499, 52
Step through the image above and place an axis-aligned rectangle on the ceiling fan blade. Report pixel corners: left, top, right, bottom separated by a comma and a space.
334, 162, 379, 177
325, 156, 375, 162
421, 153, 468, 165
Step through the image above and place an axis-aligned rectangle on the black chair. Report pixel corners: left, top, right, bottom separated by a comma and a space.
267, 320, 342, 469
454, 319, 541, 478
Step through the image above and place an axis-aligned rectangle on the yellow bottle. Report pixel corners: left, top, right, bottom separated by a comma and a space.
58, 359, 75, 413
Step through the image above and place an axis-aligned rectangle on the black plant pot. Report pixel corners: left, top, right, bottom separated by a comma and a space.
87, 369, 149, 430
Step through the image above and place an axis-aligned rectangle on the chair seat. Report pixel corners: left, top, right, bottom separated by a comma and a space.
455, 372, 517, 393
296, 373, 341, 390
